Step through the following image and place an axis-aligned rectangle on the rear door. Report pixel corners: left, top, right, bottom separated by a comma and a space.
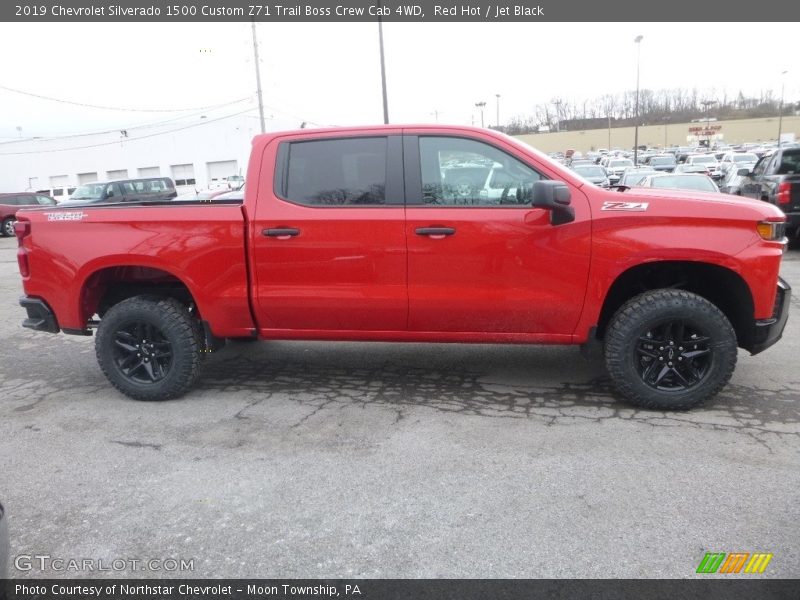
404, 134, 591, 336
251, 133, 408, 333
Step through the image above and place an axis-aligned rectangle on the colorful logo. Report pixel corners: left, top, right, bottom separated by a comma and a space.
696, 552, 773, 574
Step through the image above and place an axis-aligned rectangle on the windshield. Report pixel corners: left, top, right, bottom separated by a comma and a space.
574, 166, 606, 177
690, 156, 717, 165
609, 159, 634, 168
651, 175, 717, 192
69, 183, 106, 200
734, 153, 758, 163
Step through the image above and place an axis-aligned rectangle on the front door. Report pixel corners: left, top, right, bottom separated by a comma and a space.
404, 134, 591, 336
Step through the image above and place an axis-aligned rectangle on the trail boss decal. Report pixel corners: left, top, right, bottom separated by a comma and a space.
44, 212, 87, 221
601, 201, 649, 212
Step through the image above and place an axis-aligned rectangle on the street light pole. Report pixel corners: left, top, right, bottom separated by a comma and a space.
778, 70, 788, 147
475, 101, 486, 127
495, 94, 501, 128
633, 35, 643, 165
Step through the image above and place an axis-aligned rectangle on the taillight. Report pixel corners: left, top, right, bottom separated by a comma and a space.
777, 182, 791, 206
15, 220, 30, 277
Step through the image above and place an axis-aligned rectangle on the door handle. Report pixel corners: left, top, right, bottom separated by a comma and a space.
263, 228, 300, 237
415, 227, 456, 237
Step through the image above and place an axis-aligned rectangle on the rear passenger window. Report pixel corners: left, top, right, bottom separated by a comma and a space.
284, 137, 387, 206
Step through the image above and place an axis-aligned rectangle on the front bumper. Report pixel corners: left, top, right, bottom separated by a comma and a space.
749, 278, 791, 355
19, 296, 59, 333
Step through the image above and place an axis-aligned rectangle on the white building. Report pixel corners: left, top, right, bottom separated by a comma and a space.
0, 111, 296, 195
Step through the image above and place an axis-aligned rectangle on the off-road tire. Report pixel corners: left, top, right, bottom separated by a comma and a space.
604, 289, 737, 410
96, 296, 203, 401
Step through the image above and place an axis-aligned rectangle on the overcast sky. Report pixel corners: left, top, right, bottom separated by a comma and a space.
0, 21, 796, 140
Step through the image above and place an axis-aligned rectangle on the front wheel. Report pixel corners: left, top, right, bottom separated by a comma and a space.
95, 296, 203, 401
604, 290, 737, 410
1, 218, 14, 237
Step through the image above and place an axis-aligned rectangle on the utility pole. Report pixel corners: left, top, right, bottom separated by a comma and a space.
495, 94, 501, 128
251, 21, 266, 134
552, 98, 563, 132
377, 6, 389, 124
633, 35, 643, 165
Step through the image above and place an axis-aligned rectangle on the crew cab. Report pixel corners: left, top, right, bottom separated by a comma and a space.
14, 125, 790, 410
738, 146, 800, 238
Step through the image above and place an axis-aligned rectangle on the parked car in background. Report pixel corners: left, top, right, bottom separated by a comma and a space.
739, 146, 800, 237
1, 192, 57, 236
603, 157, 635, 184
225, 174, 245, 190
718, 164, 751, 195
175, 188, 232, 201
618, 167, 658, 187
570, 164, 610, 187
684, 154, 722, 180
718, 152, 760, 178
63, 177, 177, 205
674, 164, 712, 175
213, 186, 246, 201
638, 173, 719, 193
568, 159, 595, 168
643, 154, 677, 172
36, 185, 77, 203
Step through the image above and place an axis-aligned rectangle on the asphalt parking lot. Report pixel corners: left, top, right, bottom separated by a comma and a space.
0, 237, 798, 579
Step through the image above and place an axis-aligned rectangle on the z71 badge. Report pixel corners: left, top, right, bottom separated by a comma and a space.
601, 201, 649, 212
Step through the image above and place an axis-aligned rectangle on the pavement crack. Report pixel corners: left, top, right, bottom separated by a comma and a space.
110, 439, 163, 450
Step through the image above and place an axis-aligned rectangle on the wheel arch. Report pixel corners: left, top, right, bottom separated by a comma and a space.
79, 264, 200, 324
595, 260, 755, 349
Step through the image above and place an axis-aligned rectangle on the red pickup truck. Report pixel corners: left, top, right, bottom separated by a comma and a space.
14, 125, 790, 410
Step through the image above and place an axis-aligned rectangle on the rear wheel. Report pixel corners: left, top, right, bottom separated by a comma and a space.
604, 289, 737, 410
1, 218, 14, 237
96, 296, 203, 401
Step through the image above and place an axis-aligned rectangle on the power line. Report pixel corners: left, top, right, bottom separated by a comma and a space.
0, 84, 252, 113
0, 107, 259, 155
0, 97, 257, 144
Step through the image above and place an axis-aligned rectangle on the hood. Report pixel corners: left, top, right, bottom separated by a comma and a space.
605, 187, 786, 220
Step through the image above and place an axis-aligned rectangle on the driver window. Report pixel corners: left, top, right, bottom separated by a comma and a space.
419, 137, 542, 206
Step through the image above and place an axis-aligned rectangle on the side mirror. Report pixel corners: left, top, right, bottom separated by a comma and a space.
531, 180, 575, 225
737, 168, 751, 176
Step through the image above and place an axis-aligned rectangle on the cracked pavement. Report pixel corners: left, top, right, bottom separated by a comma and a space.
0, 238, 798, 578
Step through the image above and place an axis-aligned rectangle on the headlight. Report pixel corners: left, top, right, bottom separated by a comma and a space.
757, 221, 786, 241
